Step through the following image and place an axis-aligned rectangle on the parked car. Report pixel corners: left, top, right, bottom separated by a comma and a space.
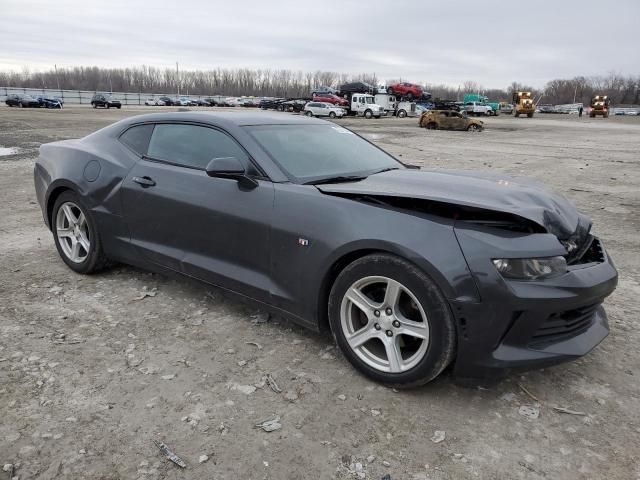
462, 102, 492, 116
5, 94, 41, 108
157, 96, 173, 106
34, 111, 618, 386
419, 110, 484, 131
311, 86, 338, 96
192, 99, 211, 107
538, 104, 555, 113
225, 97, 241, 107
386, 82, 423, 100
304, 102, 346, 118
499, 103, 514, 114
280, 99, 308, 112
312, 93, 348, 107
338, 82, 377, 96
35, 96, 63, 109
91, 94, 121, 109
240, 98, 260, 107
259, 98, 286, 110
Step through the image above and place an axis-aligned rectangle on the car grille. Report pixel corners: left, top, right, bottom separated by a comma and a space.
529, 303, 600, 346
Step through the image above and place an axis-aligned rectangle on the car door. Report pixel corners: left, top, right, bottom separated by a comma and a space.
120, 122, 275, 302
449, 112, 466, 130
438, 111, 451, 129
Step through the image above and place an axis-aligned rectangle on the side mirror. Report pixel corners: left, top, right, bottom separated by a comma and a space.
205, 157, 258, 189
205, 156, 245, 178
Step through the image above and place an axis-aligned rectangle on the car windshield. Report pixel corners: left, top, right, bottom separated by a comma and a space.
246, 124, 402, 183
365, 97, 373, 104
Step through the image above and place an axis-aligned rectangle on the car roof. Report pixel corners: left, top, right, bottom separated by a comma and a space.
117, 111, 326, 128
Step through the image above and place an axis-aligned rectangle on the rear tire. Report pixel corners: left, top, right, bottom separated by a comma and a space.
328, 254, 456, 387
51, 191, 109, 274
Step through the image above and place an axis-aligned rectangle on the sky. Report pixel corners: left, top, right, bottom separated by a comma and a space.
1, 0, 638, 89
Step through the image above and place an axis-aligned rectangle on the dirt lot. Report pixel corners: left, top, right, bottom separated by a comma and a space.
1, 106, 639, 480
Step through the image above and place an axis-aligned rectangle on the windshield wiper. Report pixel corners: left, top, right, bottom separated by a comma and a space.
304, 175, 369, 185
370, 167, 400, 175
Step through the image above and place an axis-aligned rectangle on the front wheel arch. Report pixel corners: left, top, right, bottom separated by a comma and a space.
316, 245, 457, 333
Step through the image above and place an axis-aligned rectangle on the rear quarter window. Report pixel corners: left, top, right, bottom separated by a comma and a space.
119, 124, 154, 156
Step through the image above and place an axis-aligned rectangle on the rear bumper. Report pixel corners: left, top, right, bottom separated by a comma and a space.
451, 231, 618, 382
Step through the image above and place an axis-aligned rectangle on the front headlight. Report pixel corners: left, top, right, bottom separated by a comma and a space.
492, 256, 566, 280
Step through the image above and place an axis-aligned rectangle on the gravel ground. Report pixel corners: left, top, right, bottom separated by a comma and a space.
0, 106, 639, 480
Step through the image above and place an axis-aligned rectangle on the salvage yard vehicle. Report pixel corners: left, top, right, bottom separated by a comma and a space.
499, 102, 514, 114
312, 93, 349, 107
34, 111, 618, 386
5, 94, 41, 108
590, 95, 610, 118
343, 93, 384, 118
304, 102, 345, 118
419, 110, 484, 131
35, 96, 63, 108
512, 91, 535, 117
386, 82, 423, 100
91, 94, 122, 109
463, 101, 492, 116
280, 99, 308, 112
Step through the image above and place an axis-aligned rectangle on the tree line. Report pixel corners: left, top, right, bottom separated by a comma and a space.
1, 66, 638, 105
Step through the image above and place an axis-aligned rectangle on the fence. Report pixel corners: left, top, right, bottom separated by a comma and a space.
0, 86, 226, 105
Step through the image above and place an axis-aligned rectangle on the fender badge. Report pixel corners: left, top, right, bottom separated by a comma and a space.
298, 238, 309, 246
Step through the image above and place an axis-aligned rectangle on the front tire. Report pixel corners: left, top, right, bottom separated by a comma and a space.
364, 109, 373, 119
398, 109, 407, 118
328, 254, 456, 387
329, 111, 336, 118
305, 111, 313, 116
52, 191, 108, 274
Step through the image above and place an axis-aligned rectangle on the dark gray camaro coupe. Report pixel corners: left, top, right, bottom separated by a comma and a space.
34, 112, 618, 386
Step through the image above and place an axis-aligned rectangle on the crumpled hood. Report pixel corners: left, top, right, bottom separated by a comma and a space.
316, 169, 585, 239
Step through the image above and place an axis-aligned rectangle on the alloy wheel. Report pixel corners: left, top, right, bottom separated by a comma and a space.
340, 276, 430, 373
55, 201, 90, 263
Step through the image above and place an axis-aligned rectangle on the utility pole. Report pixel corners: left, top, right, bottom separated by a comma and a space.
176, 62, 180, 97
573, 83, 578, 103
54, 64, 60, 91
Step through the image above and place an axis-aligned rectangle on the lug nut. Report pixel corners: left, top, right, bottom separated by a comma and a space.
374, 310, 380, 317
374, 323, 381, 330
385, 330, 393, 337
385, 307, 392, 315
392, 320, 401, 328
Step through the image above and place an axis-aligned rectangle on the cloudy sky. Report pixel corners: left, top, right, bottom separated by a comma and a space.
1, 0, 638, 88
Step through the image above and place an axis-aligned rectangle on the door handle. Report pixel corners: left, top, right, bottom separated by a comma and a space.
132, 176, 156, 187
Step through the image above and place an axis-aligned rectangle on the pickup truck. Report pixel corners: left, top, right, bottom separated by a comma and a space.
462, 101, 492, 116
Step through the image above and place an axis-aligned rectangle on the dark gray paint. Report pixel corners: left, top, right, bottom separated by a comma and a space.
33, 111, 618, 380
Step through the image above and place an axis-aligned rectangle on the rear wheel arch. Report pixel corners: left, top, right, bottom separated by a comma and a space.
46, 186, 73, 228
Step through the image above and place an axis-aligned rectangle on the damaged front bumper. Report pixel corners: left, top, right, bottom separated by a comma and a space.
451, 225, 618, 382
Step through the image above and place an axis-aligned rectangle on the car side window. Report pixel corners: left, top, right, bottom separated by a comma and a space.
119, 124, 154, 155
147, 124, 249, 170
